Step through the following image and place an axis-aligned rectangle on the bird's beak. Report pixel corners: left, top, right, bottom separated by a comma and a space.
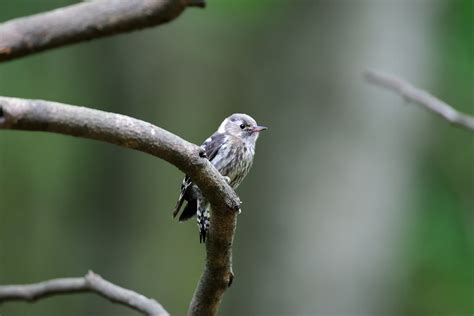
252, 125, 268, 133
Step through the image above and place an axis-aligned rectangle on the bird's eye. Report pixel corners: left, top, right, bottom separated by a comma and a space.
240, 124, 246, 129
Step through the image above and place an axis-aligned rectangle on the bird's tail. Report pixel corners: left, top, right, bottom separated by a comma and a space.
197, 204, 210, 243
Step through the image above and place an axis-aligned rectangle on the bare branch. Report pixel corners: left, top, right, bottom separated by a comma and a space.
0, 96, 239, 315
0, 0, 204, 63
0, 271, 169, 316
0, 96, 240, 211
189, 209, 237, 315
364, 70, 474, 132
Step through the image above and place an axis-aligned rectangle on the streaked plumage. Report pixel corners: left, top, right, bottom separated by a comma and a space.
172, 113, 267, 243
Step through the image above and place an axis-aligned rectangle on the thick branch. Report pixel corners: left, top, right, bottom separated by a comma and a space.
364, 70, 474, 132
0, 96, 239, 315
189, 208, 237, 315
0, 0, 204, 62
0, 96, 239, 211
0, 271, 168, 316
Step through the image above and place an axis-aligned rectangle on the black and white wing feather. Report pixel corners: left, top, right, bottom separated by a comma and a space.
172, 132, 227, 221
201, 132, 227, 162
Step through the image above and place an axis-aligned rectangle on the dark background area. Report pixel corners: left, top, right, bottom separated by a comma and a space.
0, 1, 472, 315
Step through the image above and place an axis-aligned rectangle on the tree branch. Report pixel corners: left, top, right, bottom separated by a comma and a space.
0, 0, 204, 63
189, 208, 237, 315
0, 96, 240, 315
364, 70, 474, 132
0, 271, 168, 316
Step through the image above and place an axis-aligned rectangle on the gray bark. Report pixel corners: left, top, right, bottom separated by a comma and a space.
0, 0, 204, 62
0, 271, 169, 316
0, 96, 238, 316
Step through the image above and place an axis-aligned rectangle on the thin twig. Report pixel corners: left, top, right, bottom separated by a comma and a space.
0, 0, 205, 62
0, 271, 168, 316
0, 96, 239, 316
364, 70, 474, 132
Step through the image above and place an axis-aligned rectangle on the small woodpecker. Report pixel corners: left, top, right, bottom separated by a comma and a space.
172, 113, 267, 243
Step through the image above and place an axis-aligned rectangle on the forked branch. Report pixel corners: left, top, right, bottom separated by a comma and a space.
0, 271, 168, 316
0, 96, 240, 315
365, 70, 474, 132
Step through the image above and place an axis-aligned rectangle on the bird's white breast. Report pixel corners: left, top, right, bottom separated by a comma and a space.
212, 136, 255, 189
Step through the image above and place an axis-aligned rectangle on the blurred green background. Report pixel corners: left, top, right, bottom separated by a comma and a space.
0, 0, 473, 315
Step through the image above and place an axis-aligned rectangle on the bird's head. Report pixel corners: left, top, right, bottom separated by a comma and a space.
218, 113, 267, 144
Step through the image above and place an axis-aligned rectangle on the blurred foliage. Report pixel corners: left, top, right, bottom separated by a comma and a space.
0, 1, 472, 316
401, 1, 473, 315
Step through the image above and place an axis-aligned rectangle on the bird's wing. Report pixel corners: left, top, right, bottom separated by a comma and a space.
201, 132, 226, 162
172, 132, 226, 219
172, 175, 192, 218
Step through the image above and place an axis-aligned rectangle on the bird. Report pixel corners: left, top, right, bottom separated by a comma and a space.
172, 113, 267, 243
